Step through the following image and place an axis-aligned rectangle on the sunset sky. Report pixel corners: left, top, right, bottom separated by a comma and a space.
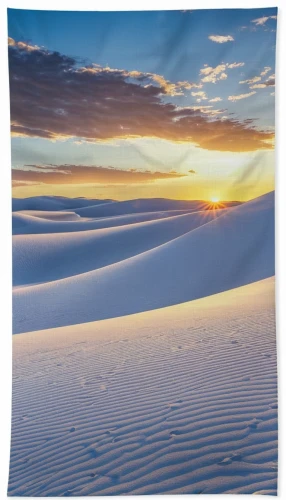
8, 8, 276, 201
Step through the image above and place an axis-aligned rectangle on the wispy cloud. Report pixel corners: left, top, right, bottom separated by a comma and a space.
200, 62, 244, 84
12, 164, 187, 185
189, 105, 224, 116
8, 39, 273, 152
240, 76, 261, 85
251, 15, 277, 26
209, 97, 222, 103
208, 35, 234, 43
260, 66, 271, 77
228, 63, 245, 69
228, 91, 256, 102
250, 74, 275, 89
239, 67, 275, 90
191, 90, 208, 102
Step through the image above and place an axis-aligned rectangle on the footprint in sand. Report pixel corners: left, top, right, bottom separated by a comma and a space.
168, 400, 182, 410
169, 430, 182, 438
247, 418, 262, 430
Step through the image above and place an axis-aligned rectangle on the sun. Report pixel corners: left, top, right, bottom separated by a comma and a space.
210, 196, 220, 203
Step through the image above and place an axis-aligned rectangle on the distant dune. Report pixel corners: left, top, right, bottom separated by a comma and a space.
12, 195, 114, 212
9, 277, 277, 496
13, 192, 274, 334
72, 198, 241, 218
12, 195, 240, 215
12, 209, 203, 235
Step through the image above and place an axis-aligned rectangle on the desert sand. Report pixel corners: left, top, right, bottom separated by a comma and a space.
8, 192, 277, 496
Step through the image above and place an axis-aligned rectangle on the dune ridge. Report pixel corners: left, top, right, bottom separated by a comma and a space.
13, 191, 274, 334
12, 208, 205, 235
13, 210, 226, 286
12, 195, 114, 212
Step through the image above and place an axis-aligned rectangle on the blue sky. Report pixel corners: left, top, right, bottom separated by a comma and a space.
8, 8, 277, 200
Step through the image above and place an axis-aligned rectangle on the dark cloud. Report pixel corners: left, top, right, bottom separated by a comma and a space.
188, 169, 196, 174
8, 38, 274, 152
12, 164, 187, 185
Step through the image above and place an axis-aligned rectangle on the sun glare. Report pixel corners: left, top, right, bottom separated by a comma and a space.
210, 196, 220, 203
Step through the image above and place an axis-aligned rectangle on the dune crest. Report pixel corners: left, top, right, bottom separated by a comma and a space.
13, 192, 274, 334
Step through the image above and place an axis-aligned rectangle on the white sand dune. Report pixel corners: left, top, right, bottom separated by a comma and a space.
13, 210, 226, 286
8, 278, 277, 496
12, 208, 200, 235
12, 195, 113, 212
73, 198, 240, 217
13, 192, 274, 334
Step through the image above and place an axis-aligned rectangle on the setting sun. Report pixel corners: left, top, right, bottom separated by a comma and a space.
210, 196, 220, 203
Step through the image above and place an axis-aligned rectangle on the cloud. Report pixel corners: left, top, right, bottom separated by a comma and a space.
188, 169, 196, 174
240, 76, 261, 85
146, 74, 201, 96
12, 164, 187, 185
227, 63, 245, 69
189, 106, 224, 117
191, 90, 208, 102
249, 74, 275, 89
200, 62, 244, 84
12, 180, 40, 188
8, 37, 40, 52
209, 97, 222, 103
8, 39, 273, 152
260, 66, 271, 77
251, 15, 277, 26
208, 35, 234, 43
228, 91, 256, 102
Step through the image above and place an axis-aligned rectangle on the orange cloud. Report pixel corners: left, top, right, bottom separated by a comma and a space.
12, 165, 187, 185
8, 39, 273, 152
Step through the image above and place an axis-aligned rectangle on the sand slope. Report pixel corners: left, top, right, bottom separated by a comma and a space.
8, 278, 277, 496
13, 210, 225, 286
12, 209, 200, 235
13, 192, 274, 334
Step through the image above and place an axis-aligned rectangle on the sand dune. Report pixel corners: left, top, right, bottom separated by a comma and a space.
12, 209, 200, 235
8, 278, 277, 496
13, 192, 274, 334
13, 210, 226, 286
73, 198, 240, 217
12, 195, 113, 212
